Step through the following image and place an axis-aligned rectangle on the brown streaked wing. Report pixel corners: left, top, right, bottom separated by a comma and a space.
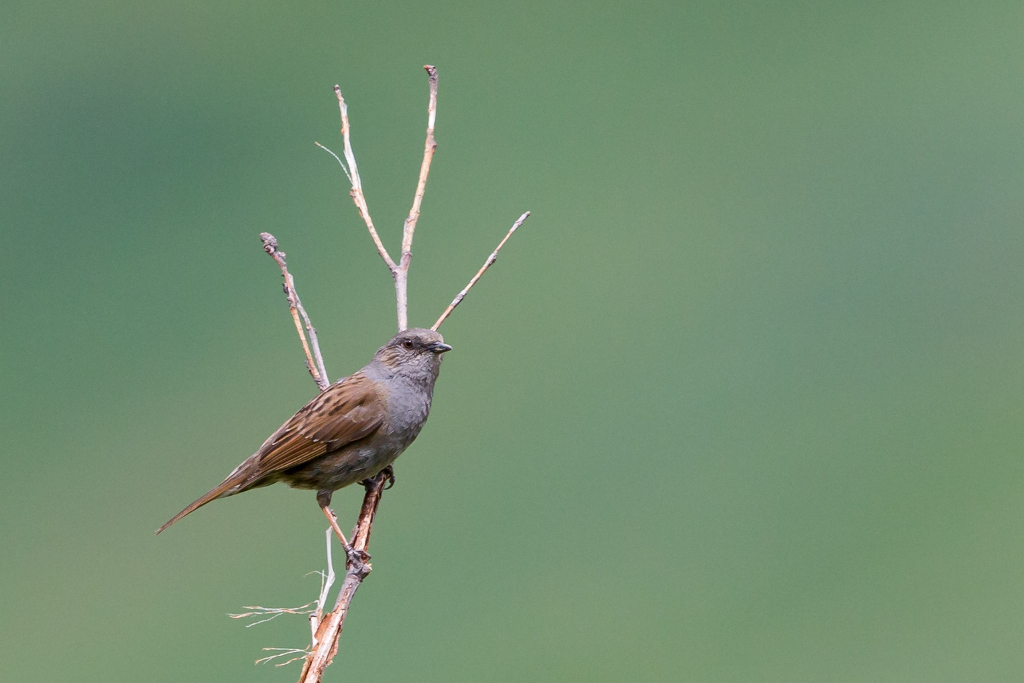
252, 372, 385, 475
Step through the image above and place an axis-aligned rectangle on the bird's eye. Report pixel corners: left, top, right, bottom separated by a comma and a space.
403, 340, 414, 349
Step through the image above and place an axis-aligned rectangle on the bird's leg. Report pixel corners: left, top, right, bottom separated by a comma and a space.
320, 503, 351, 549
317, 490, 370, 572
318, 490, 353, 551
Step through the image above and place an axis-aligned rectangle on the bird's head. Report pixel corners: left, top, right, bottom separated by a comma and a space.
375, 327, 452, 377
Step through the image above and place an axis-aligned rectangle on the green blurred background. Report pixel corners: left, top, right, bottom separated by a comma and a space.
3, 1, 1024, 680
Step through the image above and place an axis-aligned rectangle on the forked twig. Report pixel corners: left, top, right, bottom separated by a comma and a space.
328, 66, 439, 332
260, 233, 330, 391
432, 211, 531, 330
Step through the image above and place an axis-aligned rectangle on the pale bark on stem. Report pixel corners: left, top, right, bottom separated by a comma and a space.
394, 65, 439, 332
331, 85, 398, 276
432, 211, 531, 331
260, 233, 330, 391
298, 473, 388, 683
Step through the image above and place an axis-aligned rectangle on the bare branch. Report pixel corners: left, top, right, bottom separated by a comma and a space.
298, 472, 388, 683
332, 85, 398, 276
395, 65, 440, 331
402, 65, 438, 262
260, 233, 330, 391
432, 211, 530, 330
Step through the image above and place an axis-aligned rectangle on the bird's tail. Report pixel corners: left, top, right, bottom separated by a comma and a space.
156, 478, 240, 535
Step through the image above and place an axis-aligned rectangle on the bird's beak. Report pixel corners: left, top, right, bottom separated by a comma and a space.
429, 342, 453, 354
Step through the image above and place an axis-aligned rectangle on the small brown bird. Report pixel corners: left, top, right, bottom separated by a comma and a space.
157, 328, 451, 541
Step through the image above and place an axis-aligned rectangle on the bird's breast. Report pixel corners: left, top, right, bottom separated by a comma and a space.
381, 374, 434, 442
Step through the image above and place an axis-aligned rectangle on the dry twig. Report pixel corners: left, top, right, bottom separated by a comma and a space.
260, 233, 330, 391
432, 211, 530, 330
326, 86, 397, 276
395, 64, 439, 332
323, 65, 440, 332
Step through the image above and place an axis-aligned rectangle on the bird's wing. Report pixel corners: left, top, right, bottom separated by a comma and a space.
156, 372, 385, 534
252, 372, 386, 475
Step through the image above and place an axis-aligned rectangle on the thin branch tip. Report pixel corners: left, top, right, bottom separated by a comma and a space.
431, 211, 530, 331
260, 232, 279, 252
261, 234, 329, 391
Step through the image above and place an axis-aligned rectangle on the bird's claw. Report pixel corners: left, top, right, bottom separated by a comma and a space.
361, 466, 396, 491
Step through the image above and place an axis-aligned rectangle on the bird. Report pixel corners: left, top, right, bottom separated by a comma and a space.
157, 327, 451, 548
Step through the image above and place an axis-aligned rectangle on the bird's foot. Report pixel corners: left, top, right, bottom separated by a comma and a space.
361, 465, 396, 491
